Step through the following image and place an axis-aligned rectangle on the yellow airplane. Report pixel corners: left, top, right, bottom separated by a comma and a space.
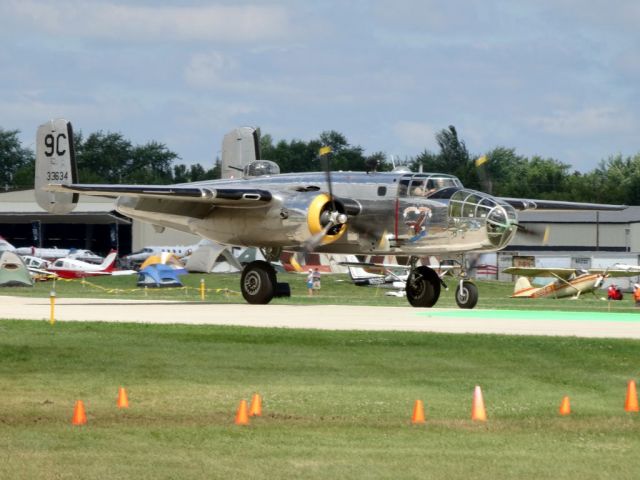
503, 267, 639, 299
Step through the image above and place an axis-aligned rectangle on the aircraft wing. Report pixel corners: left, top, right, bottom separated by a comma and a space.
498, 197, 626, 211
502, 267, 577, 278
46, 184, 273, 206
590, 269, 640, 278
339, 261, 411, 271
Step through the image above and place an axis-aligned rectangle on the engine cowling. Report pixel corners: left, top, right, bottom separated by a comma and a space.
305, 192, 348, 246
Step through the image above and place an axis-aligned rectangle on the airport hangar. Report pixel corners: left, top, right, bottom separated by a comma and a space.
0, 189, 639, 268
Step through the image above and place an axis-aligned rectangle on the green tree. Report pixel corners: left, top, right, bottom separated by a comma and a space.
0, 129, 34, 189
482, 147, 526, 195
75, 131, 133, 183
411, 125, 474, 185
125, 141, 177, 184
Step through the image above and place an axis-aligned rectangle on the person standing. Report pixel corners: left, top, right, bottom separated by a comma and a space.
634, 283, 640, 307
306, 269, 314, 296
312, 267, 321, 292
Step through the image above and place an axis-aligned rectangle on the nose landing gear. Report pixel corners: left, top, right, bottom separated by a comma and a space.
455, 278, 478, 309
405, 255, 479, 309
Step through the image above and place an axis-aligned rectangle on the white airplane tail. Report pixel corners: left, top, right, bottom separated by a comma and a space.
99, 251, 118, 272
343, 255, 386, 287
35, 119, 78, 214
514, 276, 533, 294
221, 126, 260, 179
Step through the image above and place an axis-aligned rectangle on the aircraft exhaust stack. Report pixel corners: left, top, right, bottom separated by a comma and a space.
35, 119, 78, 214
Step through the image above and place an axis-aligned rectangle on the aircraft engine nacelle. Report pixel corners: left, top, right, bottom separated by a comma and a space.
191, 192, 357, 248
297, 192, 348, 246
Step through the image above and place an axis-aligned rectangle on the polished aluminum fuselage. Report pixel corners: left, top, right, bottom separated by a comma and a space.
115, 171, 518, 256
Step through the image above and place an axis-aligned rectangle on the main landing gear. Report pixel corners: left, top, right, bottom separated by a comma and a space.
405, 256, 478, 309
240, 249, 290, 305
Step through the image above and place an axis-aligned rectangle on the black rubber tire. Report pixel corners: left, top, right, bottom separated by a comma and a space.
455, 281, 479, 309
241, 260, 276, 304
406, 266, 441, 308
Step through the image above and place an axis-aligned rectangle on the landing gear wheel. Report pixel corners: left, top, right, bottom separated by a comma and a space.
455, 281, 478, 309
241, 260, 277, 304
406, 266, 441, 308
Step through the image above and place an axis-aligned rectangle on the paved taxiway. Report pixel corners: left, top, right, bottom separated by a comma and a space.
1, 296, 639, 339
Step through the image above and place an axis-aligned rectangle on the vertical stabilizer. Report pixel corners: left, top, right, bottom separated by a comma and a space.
35, 119, 78, 214
221, 126, 259, 179
512, 276, 534, 297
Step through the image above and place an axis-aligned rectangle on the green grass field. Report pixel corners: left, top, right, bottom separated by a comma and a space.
4, 271, 640, 312
1, 274, 640, 479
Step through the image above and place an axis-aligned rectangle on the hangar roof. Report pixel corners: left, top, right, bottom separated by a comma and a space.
0, 189, 114, 213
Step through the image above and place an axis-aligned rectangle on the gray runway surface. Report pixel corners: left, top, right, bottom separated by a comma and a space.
2, 295, 640, 339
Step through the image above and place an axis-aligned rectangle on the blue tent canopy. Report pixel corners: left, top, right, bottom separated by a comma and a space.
137, 264, 186, 288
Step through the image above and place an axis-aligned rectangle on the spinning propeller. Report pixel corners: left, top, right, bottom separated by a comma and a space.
303, 146, 348, 251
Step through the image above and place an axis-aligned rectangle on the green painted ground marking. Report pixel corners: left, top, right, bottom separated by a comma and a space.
419, 309, 640, 323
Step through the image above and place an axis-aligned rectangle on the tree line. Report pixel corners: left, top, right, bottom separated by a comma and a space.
1, 125, 639, 205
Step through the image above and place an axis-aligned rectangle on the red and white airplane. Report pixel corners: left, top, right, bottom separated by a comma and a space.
47, 250, 120, 279
504, 267, 639, 299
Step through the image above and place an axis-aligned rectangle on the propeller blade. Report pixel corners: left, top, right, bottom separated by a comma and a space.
515, 223, 550, 245
303, 219, 335, 252
319, 146, 335, 211
475, 155, 492, 195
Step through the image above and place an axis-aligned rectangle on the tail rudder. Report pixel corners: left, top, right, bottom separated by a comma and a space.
35, 119, 78, 214
512, 276, 534, 297
100, 250, 118, 271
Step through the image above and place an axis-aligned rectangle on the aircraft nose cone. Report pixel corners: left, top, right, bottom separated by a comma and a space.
448, 189, 518, 249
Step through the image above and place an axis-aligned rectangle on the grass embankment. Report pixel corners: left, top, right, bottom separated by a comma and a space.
4, 272, 640, 312
1, 320, 639, 479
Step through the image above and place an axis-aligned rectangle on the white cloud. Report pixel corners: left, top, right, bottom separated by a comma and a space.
528, 107, 636, 136
5, 1, 291, 42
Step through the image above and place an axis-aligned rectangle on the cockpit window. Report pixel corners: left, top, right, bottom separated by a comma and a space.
410, 179, 427, 196
399, 175, 462, 197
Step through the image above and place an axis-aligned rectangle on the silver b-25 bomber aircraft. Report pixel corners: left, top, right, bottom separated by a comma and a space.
35, 119, 625, 309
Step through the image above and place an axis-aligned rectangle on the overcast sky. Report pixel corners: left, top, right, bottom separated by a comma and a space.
1, 0, 639, 172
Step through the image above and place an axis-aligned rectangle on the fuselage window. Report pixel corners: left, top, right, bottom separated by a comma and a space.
377, 186, 387, 196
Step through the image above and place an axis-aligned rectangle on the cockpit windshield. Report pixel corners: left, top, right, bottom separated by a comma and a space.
399, 174, 462, 197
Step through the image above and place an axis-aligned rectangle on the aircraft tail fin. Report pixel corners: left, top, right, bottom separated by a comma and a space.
100, 250, 118, 272
35, 119, 78, 214
513, 276, 534, 296
221, 126, 260, 179
344, 255, 381, 285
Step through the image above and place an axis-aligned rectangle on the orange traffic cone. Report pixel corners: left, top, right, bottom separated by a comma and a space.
625, 380, 639, 412
117, 387, 129, 409
71, 400, 87, 425
235, 399, 250, 425
249, 393, 262, 417
411, 399, 426, 424
559, 396, 571, 416
471, 385, 487, 422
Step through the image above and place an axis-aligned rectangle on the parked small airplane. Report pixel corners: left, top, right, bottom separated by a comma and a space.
123, 244, 197, 266
341, 255, 410, 297
341, 255, 458, 298
503, 267, 640, 299
14, 246, 103, 264
47, 250, 120, 279
20, 255, 57, 281
35, 119, 627, 308
612, 263, 640, 273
